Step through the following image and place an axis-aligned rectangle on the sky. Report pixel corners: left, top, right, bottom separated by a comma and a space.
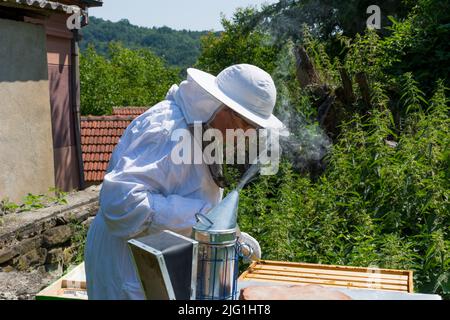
89, 0, 278, 31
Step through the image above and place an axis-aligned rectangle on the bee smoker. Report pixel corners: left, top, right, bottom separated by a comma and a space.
192, 190, 245, 300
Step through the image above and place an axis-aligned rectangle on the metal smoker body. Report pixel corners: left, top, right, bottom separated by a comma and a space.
192, 190, 240, 300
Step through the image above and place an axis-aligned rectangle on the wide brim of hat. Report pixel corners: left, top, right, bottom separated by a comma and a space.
187, 68, 284, 130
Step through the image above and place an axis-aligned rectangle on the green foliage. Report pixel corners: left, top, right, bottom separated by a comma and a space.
69, 221, 89, 265
47, 187, 68, 205
0, 198, 19, 215
399, 72, 428, 114
80, 17, 211, 69
236, 88, 448, 296
244, 0, 412, 42
21, 193, 46, 211
208, 1, 450, 298
79, 46, 116, 116
341, 30, 386, 80
195, 8, 279, 75
0, 188, 68, 214
302, 27, 341, 86
80, 43, 180, 116
382, 0, 450, 93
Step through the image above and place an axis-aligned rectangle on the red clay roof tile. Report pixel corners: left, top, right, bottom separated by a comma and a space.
81, 109, 147, 183
113, 107, 149, 116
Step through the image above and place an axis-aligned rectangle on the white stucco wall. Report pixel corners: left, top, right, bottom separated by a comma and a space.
0, 18, 55, 203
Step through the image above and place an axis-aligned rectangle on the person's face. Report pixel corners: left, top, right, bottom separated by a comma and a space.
209, 105, 257, 135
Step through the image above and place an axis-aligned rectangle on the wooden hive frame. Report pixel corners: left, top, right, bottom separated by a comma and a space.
239, 260, 414, 293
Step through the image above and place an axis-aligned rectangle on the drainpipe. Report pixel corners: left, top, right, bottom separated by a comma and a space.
71, 26, 85, 190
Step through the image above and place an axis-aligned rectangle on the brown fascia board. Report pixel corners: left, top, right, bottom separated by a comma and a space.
57, 0, 103, 8
80, 0, 102, 8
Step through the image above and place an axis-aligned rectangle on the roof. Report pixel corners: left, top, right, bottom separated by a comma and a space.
81, 107, 149, 183
79, 0, 102, 8
112, 107, 149, 116
0, 0, 102, 14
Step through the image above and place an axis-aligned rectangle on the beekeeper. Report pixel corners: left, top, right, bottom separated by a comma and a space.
84, 64, 284, 300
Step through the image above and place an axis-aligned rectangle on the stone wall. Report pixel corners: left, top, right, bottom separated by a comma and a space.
0, 186, 99, 282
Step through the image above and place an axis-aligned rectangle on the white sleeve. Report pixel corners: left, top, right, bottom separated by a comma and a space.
99, 176, 209, 239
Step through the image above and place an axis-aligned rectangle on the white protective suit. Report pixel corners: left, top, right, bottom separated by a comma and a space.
84, 77, 224, 300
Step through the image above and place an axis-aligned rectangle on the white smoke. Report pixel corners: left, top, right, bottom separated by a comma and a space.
272, 40, 332, 172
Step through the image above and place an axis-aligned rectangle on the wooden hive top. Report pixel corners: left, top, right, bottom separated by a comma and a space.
239, 260, 414, 293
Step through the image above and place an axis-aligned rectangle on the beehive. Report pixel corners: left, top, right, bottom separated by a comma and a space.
36, 263, 87, 300
239, 260, 414, 293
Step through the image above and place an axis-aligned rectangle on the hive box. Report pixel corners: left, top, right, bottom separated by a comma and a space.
36, 263, 87, 300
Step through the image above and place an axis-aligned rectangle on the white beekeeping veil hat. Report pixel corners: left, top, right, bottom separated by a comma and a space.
187, 64, 284, 130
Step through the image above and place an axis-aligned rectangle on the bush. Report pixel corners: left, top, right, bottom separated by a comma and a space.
237, 88, 449, 295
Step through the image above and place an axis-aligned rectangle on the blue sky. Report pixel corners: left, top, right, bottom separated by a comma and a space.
89, 0, 278, 31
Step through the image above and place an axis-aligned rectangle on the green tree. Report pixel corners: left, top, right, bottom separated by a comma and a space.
80, 46, 117, 116
80, 43, 180, 116
80, 17, 212, 69
244, 0, 412, 41
195, 8, 279, 75
381, 0, 450, 94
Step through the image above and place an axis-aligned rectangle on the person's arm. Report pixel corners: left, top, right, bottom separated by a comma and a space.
100, 174, 209, 239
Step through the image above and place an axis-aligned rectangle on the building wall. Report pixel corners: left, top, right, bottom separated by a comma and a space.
44, 14, 81, 192
25, 13, 81, 192
0, 18, 55, 203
